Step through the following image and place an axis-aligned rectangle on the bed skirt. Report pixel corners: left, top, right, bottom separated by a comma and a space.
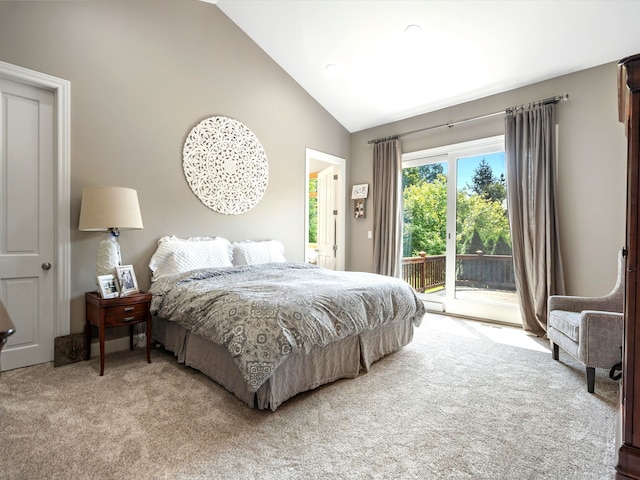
153, 316, 414, 411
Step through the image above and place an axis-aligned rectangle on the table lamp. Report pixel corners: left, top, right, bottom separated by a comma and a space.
79, 186, 143, 278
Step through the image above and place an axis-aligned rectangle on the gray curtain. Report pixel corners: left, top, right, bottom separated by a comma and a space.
505, 103, 565, 337
372, 138, 402, 277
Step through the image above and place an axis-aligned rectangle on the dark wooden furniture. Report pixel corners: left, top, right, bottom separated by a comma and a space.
617, 53, 640, 479
85, 291, 152, 376
0, 299, 16, 354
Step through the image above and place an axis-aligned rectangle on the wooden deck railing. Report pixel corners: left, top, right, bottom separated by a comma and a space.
402, 253, 516, 292
402, 253, 446, 292
455, 254, 516, 289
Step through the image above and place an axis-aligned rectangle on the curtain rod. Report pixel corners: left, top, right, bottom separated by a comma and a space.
367, 93, 569, 145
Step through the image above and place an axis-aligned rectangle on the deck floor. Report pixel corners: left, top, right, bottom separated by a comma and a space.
421, 285, 519, 305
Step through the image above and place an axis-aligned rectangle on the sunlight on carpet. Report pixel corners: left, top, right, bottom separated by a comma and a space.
424, 313, 550, 353
465, 320, 550, 353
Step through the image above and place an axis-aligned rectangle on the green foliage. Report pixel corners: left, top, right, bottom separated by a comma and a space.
456, 191, 511, 255
402, 173, 447, 256
469, 158, 507, 203
493, 235, 512, 255
308, 178, 317, 243
403, 164, 444, 189
403, 159, 512, 259
469, 158, 493, 194
464, 228, 485, 254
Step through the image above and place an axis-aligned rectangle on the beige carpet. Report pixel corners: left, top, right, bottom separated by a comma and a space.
0, 313, 618, 479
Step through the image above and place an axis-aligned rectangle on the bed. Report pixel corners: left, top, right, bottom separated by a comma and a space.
148, 236, 426, 411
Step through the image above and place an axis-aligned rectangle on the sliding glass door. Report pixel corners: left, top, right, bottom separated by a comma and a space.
402, 136, 520, 325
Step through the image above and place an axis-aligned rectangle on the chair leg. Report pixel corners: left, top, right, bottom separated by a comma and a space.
550, 341, 559, 361
586, 367, 595, 393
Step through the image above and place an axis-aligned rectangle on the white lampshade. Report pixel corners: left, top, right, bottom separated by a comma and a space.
79, 186, 143, 283
79, 186, 143, 231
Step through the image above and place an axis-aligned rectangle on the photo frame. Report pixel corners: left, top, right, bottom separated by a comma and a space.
351, 183, 369, 199
354, 198, 366, 219
116, 265, 139, 296
97, 274, 120, 299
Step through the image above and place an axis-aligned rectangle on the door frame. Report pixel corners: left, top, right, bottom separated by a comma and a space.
305, 148, 346, 271
403, 135, 521, 325
0, 60, 71, 338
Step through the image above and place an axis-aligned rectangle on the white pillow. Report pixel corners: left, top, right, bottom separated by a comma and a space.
232, 240, 286, 266
149, 236, 233, 281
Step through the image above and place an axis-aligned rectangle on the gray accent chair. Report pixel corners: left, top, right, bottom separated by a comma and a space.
547, 250, 624, 393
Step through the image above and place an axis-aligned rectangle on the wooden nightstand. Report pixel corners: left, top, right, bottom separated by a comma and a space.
85, 291, 152, 376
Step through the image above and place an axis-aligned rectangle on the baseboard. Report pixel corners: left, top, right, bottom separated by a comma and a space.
88, 334, 146, 359
425, 301, 444, 312
617, 443, 640, 479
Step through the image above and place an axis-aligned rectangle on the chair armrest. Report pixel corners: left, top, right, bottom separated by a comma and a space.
579, 310, 624, 368
548, 294, 622, 314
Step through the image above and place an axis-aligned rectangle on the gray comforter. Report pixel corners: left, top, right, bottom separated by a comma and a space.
149, 262, 425, 391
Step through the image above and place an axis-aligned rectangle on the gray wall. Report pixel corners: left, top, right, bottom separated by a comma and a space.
0, 1, 630, 335
0, 0, 351, 334
349, 63, 628, 297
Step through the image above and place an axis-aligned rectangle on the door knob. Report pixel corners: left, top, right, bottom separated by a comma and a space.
42, 262, 52, 270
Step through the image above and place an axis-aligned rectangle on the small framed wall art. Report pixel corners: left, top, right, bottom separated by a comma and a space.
116, 265, 139, 296
351, 183, 369, 199
354, 198, 366, 218
352, 183, 368, 219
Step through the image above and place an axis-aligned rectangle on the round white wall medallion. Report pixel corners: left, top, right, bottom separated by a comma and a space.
182, 116, 268, 215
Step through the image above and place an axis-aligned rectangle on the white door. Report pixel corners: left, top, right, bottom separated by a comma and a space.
0, 77, 56, 370
316, 165, 339, 270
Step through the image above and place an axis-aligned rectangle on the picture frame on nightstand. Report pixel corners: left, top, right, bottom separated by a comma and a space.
116, 265, 139, 296
97, 274, 120, 299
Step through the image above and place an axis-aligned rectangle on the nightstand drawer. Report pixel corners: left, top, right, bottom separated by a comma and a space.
104, 303, 148, 326
85, 291, 152, 376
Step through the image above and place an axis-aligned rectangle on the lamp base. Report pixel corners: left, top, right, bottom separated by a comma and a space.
96, 235, 121, 278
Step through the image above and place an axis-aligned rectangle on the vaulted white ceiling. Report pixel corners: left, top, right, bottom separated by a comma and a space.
215, 0, 640, 133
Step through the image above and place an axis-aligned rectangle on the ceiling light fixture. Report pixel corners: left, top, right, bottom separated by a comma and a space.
404, 24, 423, 38
325, 64, 341, 77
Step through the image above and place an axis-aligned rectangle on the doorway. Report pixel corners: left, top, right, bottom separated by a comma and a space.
305, 148, 346, 271
402, 136, 521, 325
0, 61, 70, 370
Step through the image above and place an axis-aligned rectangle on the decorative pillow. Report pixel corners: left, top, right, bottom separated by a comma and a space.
232, 240, 286, 266
149, 236, 233, 281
